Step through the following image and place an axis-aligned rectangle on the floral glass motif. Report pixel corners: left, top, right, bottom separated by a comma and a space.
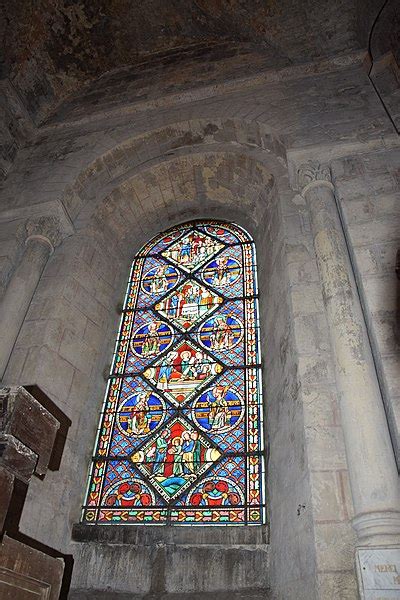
82, 220, 265, 525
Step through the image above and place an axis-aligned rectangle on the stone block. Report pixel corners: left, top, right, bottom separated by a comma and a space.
380, 353, 400, 398
348, 219, 400, 247
15, 319, 63, 352
369, 311, 400, 355
21, 346, 75, 405
70, 542, 152, 595
317, 571, 358, 600
297, 354, 336, 386
59, 328, 98, 372
305, 425, 347, 471
353, 245, 380, 276
363, 275, 398, 313
165, 544, 269, 593
291, 282, 324, 317
315, 522, 356, 572
311, 471, 346, 522
302, 387, 339, 429
287, 258, 319, 285
293, 313, 331, 355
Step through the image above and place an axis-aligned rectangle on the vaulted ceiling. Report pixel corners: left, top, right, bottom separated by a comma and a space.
0, 0, 387, 122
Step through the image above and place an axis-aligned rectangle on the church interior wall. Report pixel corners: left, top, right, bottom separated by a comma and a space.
0, 53, 398, 598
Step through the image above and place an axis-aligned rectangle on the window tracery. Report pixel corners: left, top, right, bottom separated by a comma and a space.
82, 220, 265, 525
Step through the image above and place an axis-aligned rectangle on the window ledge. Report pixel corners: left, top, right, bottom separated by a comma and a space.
72, 523, 268, 546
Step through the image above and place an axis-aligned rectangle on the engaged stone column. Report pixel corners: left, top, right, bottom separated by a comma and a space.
299, 161, 400, 546
0, 216, 61, 381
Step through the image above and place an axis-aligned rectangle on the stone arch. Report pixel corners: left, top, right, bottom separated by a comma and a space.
59, 118, 286, 227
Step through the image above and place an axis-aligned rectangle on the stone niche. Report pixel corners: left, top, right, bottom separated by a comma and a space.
62, 156, 314, 598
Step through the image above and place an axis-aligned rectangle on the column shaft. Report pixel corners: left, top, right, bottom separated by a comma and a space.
303, 179, 400, 545
0, 238, 51, 380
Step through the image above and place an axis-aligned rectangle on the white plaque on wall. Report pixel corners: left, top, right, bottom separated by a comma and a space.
356, 548, 400, 599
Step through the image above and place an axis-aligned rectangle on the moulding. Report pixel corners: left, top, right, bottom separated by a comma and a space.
0, 199, 74, 240
287, 133, 400, 190
72, 523, 268, 547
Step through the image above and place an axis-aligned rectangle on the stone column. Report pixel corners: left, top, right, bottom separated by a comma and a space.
299, 161, 400, 546
0, 216, 61, 381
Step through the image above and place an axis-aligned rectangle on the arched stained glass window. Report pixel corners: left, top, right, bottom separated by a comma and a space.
82, 220, 265, 525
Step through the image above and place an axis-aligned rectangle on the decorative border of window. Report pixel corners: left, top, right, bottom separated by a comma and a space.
82, 220, 265, 525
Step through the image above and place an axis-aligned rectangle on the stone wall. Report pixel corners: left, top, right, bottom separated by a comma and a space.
0, 52, 398, 599
332, 147, 400, 462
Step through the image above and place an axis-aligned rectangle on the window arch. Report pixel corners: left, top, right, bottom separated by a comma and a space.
83, 220, 265, 525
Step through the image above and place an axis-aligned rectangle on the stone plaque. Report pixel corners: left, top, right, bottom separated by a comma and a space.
356, 548, 400, 599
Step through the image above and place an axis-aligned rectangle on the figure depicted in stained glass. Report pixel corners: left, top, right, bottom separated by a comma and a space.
152, 429, 169, 475
203, 255, 241, 288
142, 264, 179, 295
192, 431, 201, 471
169, 437, 184, 476
142, 321, 160, 356
192, 385, 244, 434
131, 321, 173, 358
156, 350, 177, 391
181, 431, 196, 475
198, 314, 242, 352
127, 392, 152, 435
208, 385, 229, 430
117, 390, 166, 438
210, 316, 234, 350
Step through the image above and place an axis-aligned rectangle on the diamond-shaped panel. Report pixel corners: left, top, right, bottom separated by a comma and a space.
154, 279, 223, 331
161, 230, 224, 273
143, 340, 222, 407
131, 417, 221, 502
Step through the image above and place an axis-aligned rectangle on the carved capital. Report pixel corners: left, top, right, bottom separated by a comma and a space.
24, 216, 63, 252
298, 161, 332, 193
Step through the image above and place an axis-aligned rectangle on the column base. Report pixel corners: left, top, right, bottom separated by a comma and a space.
353, 511, 400, 547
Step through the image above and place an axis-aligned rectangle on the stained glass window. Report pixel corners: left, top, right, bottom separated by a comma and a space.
82, 220, 265, 525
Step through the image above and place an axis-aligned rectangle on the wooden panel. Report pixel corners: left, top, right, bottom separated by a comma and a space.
0, 537, 64, 600
0, 566, 50, 599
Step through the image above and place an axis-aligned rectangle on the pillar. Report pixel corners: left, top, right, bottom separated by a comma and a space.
299, 161, 400, 546
0, 216, 61, 381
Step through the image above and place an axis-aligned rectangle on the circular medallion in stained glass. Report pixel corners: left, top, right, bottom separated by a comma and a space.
198, 314, 243, 351
191, 384, 244, 433
141, 264, 179, 296
202, 255, 241, 288
130, 321, 174, 358
117, 392, 166, 438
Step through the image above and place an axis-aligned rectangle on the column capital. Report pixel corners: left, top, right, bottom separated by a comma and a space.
24, 215, 63, 253
298, 160, 334, 196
